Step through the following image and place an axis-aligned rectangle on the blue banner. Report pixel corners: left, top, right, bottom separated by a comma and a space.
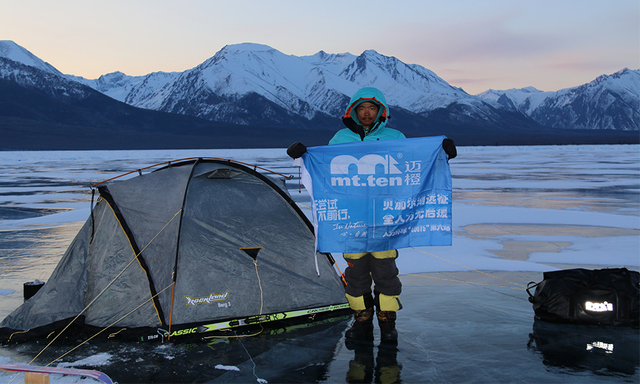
300, 136, 452, 253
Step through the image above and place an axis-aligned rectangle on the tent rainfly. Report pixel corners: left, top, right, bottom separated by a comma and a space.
0, 158, 348, 342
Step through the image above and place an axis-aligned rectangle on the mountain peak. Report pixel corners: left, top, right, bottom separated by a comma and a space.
361, 49, 381, 56
614, 67, 634, 77
0, 40, 62, 76
573, 67, 640, 96
520, 86, 543, 93
221, 42, 277, 54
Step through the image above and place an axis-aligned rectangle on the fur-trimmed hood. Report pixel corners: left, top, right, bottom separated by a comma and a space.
342, 87, 389, 139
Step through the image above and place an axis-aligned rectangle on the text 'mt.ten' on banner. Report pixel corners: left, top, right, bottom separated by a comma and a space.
298, 135, 452, 254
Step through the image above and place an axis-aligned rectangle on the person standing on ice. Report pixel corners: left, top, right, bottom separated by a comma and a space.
287, 87, 457, 343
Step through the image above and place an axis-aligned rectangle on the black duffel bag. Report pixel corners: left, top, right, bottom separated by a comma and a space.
526, 268, 639, 327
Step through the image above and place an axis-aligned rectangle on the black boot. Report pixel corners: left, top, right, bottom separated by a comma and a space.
377, 310, 398, 343
345, 308, 374, 340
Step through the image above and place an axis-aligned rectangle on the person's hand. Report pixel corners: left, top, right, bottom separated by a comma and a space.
442, 138, 457, 159
287, 142, 307, 159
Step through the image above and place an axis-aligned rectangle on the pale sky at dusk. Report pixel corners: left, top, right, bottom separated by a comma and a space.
1, 0, 638, 95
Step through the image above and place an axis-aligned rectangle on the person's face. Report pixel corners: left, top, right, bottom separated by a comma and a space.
356, 102, 379, 128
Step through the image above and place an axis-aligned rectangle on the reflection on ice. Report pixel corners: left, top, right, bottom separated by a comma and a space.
529, 320, 640, 376
344, 339, 401, 383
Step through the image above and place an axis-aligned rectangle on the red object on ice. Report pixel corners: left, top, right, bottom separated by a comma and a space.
0, 364, 114, 384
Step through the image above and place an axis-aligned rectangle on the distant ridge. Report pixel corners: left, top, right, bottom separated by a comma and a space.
477, 68, 639, 131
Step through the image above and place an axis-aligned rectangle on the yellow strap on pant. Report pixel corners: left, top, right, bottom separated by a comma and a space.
344, 250, 398, 259
378, 293, 402, 311
346, 294, 368, 310
346, 293, 402, 311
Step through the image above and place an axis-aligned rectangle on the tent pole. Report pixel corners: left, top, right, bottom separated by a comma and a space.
167, 160, 199, 340
167, 281, 176, 340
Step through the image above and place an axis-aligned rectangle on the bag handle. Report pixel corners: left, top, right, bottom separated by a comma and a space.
526, 281, 539, 303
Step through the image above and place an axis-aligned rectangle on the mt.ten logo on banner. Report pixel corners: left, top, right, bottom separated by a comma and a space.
330, 154, 403, 187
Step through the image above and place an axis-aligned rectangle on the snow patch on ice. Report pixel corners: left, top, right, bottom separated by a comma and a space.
57, 352, 112, 367
215, 364, 240, 371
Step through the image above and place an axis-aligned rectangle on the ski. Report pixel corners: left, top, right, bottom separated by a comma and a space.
159, 303, 350, 339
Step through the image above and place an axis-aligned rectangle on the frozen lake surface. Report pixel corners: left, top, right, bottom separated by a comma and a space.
0, 145, 638, 383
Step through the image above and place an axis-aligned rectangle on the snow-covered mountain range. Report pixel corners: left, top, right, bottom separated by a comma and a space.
0, 40, 637, 150
69, 42, 639, 131
477, 69, 639, 131
68, 42, 502, 130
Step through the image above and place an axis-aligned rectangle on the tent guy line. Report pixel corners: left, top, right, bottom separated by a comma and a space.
23, 208, 183, 362
38, 283, 175, 368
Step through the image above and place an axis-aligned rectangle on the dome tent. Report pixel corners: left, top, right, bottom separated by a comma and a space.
0, 158, 348, 342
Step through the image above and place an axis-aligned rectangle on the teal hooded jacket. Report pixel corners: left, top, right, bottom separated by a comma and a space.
329, 87, 406, 145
